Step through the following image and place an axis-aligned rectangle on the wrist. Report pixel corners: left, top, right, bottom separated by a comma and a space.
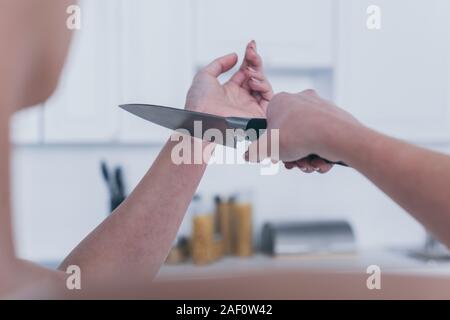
322, 119, 369, 166
167, 133, 215, 165
185, 99, 206, 114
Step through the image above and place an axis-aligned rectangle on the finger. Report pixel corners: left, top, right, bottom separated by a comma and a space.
229, 68, 246, 86
245, 40, 263, 71
295, 158, 316, 173
248, 77, 273, 101
203, 53, 238, 78
310, 157, 333, 174
299, 89, 319, 98
229, 40, 256, 86
245, 66, 266, 81
318, 163, 333, 174
244, 132, 271, 163
245, 66, 273, 91
229, 40, 265, 86
284, 162, 296, 170
244, 49, 273, 104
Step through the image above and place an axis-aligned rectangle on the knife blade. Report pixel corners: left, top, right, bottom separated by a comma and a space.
119, 104, 266, 147
119, 103, 348, 167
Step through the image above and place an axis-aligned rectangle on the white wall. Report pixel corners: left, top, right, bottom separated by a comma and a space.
12, 141, 438, 263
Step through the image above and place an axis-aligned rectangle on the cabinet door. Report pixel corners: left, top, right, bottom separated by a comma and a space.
336, 0, 450, 142
117, 0, 194, 143
43, 0, 122, 143
194, 0, 334, 69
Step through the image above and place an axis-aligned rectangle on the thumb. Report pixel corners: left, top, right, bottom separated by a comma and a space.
203, 53, 238, 78
244, 132, 271, 163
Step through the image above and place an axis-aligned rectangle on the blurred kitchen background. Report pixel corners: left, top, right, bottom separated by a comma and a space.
9, 0, 450, 268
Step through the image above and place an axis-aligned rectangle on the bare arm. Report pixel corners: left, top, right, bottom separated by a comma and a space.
58, 137, 210, 283
248, 90, 450, 247
2, 36, 270, 297
58, 41, 272, 287
2, 0, 270, 296
334, 125, 450, 245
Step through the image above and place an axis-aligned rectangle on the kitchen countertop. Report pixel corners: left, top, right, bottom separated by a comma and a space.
148, 249, 450, 299
156, 248, 450, 281
40, 248, 450, 279
40, 248, 450, 298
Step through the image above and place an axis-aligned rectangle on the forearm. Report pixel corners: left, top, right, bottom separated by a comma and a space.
332, 123, 450, 245
59, 136, 211, 285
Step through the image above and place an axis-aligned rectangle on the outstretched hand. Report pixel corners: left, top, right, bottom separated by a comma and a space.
185, 40, 273, 118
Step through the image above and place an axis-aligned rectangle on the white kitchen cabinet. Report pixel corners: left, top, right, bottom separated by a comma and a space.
43, 0, 122, 143
117, 0, 194, 143
10, 106, 43, 144
336, 0, 450, 142
43, 0, 193, 144
193, 0, 334, 69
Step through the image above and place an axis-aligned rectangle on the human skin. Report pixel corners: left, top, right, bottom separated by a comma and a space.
57, 42, 273, 288
246, 90, 450, 247
0, 0, 75, 297
0, 0, 272, 297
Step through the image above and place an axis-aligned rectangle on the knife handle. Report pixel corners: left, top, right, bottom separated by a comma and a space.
307, 154, 348, 167
245, 118, 268, 137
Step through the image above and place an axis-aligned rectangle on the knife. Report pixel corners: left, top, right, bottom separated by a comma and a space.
119, 104, 266, 147
119, 103, 348, 167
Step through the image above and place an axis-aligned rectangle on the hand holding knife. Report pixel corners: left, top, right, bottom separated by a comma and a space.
119, 104, 348, 167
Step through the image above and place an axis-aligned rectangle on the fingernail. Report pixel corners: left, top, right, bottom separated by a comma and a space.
247, 66, 256, 73
251, 77, 260, 83
300, 167, 308, 172
250, 40, 257, 51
